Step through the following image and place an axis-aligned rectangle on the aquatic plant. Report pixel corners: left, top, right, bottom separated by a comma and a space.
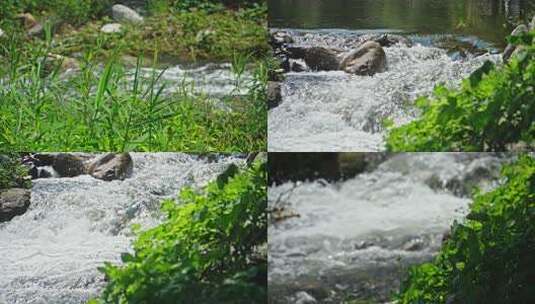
92, 159, 267, 303
398, 155, 535, 303
386, 31, 535, 151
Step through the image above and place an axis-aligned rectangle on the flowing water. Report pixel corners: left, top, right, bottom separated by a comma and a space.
0, 153, 244, 304
268, 29, 501, 151
268, 153, 511, 303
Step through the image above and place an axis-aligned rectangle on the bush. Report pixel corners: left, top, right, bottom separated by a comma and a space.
398, 155, 535, 303
0, 154, 31, 190
93, 160, 267, 303
386, 31, 535, 151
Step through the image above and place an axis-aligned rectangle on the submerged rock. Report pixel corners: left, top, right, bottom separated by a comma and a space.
101, 23, 123, 33
340, 41, 386, 76
268, 81, 282, 109
112, 4, 144, 24
0, 188, 31, 222
304, 47, 341, 71
87, 153, 133, 181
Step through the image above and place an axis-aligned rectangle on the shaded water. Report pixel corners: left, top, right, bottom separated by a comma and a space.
268, 153, 510, 303
0, 153, 243, 304
269, 0, 535, 47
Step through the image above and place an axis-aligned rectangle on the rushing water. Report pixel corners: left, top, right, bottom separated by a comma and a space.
268, 29, 501, 152
0, 153, 243, 304
268, 153, 510, 303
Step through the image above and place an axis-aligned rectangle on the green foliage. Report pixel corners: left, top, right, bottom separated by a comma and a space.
386, 31, 535, 151
94, 160, 267, 304
398, 155, 535, 303
0, 154, 31, 190
0, 39, 267, 151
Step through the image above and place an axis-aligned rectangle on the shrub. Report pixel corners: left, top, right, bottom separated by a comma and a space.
386, 31, 535, 151
398, 155, 535, 303
92, 160, 267, 303
0, 154, 30, 190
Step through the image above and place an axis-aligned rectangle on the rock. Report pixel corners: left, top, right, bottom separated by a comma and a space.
367, 33, 412, 47
304, 47, 341, 71
53, 153, 87, 177
28, 23, 44, 37
46, 53, 80, 72
16, 13, 38, 30
503, 24, 528, 62
112, 4, 144, 24
267, 81, 282, 109
294, 291, 317, 304
340, 41, 386, 76
271, 31, 293, 46
0, 188, 31, 222
290, 59, 307, 72
87, 153, 133, 181
101, 23, 123, 33
286, 46, 307, 59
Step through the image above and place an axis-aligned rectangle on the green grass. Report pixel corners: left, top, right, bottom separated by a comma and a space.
386, 31, 535, 152
0, 38, 267, 152
0, 154, 30, 190
397, 155, 535, 303
91, 159, 267, 303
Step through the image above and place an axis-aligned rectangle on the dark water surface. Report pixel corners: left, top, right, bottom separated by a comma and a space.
269, 0, 535, 46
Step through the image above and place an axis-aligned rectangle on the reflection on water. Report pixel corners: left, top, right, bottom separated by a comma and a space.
269, 0, 535, 46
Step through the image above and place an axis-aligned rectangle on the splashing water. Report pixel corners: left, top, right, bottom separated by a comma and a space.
268, 30, 501, 152
0, 153, 244, 304
268, 153, 509, 302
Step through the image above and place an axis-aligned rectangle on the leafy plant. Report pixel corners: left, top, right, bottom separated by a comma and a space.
386, 31, 535, 151
92, 160, 267, 303
0, 154, 30, 190
398, 155, 535, 303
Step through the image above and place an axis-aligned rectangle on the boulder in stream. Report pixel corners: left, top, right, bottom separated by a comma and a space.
112, 4, 144, 24
0, 188, 31, 222
304, 47, 341, 71
363, 33, 413, 47
340, 41, 386, 76
503, 24, 528, 62
268, 81, 282, 109
87, 153, 133, 181
53, 153, 87, 177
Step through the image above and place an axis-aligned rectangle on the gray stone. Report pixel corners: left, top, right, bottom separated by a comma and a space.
87, 153, 133, 181
294, 291, 317, 304
53, 153, 87, 177
112, 4, 144, 24
267, 81, 282, 109
503, 24, 528, 62
0, 188, 31, 222
304, 47, 341, 71
340, 41, 386, 76
101, 23, 123, 33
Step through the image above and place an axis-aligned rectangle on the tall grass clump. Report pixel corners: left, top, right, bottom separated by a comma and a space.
0, 36, 267, 152
386, 31, 535, 151
398, 155, 535, 303
91, 159, 267, 303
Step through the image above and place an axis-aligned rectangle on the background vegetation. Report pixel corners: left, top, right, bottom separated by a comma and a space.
91, 160, 267, 303
398, 155, 535, 303
0, 154, 30, 190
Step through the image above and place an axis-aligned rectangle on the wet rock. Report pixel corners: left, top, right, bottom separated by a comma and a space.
268, 81, 282, 109
53, 154, 87, 177
294, 291, 317, 304
101, 23, 123, 34
290, 59, 307, 72
340, 41, 386, 76
112, 4, 144, 24
0, 188, 31, 222
87, 153, 133, 181
287, 46, 307, 59
503, 24, 528, 62
271, 31, 293, 46
304, 47, 341, 71
365, 33, 412, 47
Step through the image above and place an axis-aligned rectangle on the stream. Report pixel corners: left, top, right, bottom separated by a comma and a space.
267, 0, 535, 152
0, 153, 243, 304
268, 153, 512, 303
